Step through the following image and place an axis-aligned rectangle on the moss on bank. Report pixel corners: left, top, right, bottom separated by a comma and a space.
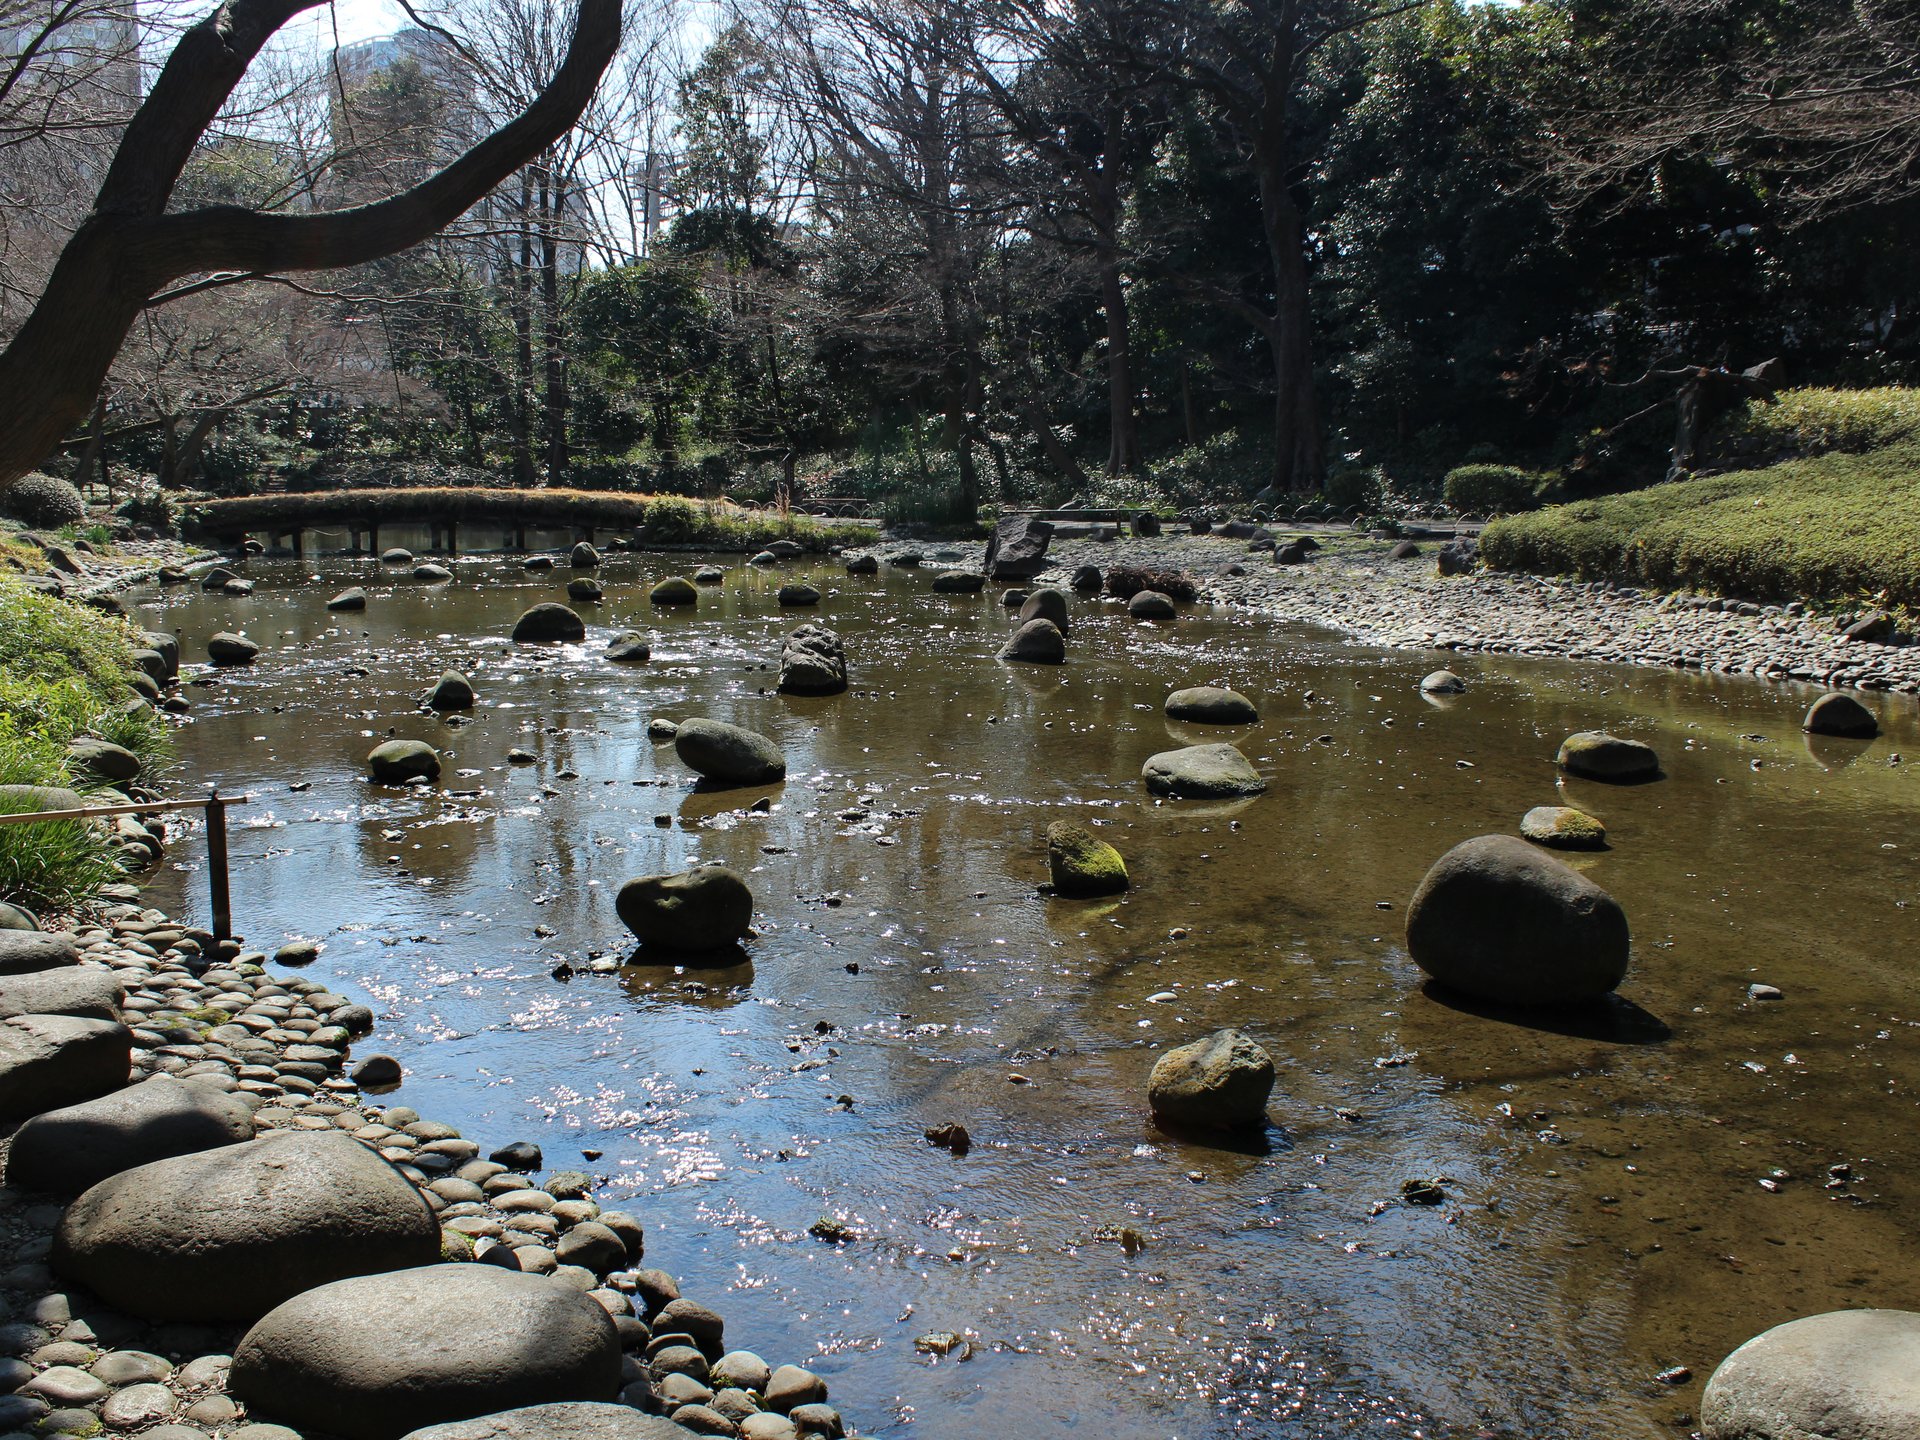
1480, 442, 1920, 607
0, 580, 169, 913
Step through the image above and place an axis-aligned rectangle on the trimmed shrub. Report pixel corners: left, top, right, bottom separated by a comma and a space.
4, 473, 85, 529
1444, 464, 1544, 515
1721, 386, 1920, 460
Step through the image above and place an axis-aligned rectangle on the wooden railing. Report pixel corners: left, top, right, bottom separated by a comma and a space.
0, 790, 251, 940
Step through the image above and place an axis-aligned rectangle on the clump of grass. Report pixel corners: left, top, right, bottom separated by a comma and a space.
1106, 566, 1199, 602
639, 496, 875, 551
1481, 441, 1920, 605
0, 723, 124, 914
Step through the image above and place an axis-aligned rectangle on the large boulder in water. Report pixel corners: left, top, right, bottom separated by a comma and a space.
368, 740, 441, 784
512, 603, 586, 643
984, 516, 1053, 581
1142, 743, 1265, 799
1148, 1029, 1274, 1132
412, 563, 453, 583
1519, 805, 1606, 851
206, 632, 259, 666
777, 582, 821, 608
1017, 587, 1070, 636
402, 1405, 694, 1440
7, 1073, 253, 1195
1046, 822, 1127, 897
327, 587, 368, 612
673, 718, 786, 785
1556, 731, 1660, 782
999, 618, 1065, 665
650, 577, 699, 606
778, 624, 847, 696
230, 1264, 622, 1440
1128, 590, 1176, 620
0, 1015, 130, 1119
1701, 1309, 1920, 1440
616, 866, 754, 953
567, 578, 604, 603
1405, 834, 1628, 1007
932, 570, 985, 594
844, 554, 879, 576
1804, 692, 1878, 739
1165, 687, 1257, 724
570, 541, 601, 569
53, 1130, 440, 1321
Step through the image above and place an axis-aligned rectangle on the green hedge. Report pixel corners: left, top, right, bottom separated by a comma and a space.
1724, 387, 1920, 458
1444, 464, 1556, 514
1480, 443, 1920, 605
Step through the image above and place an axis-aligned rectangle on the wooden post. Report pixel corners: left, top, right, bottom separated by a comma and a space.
368, 523, 379, 556
446, 520, 458, 555
205, 790, 232, 943
292, 527, 304, 558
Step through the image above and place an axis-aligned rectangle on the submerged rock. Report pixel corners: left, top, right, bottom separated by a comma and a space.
932, 571, 986, 595
523, 555, 555, 572
1420, 670, 1465, 695
1046, 821, 1128, 897
1164, 687, 1257, 724
1804, 691, 1879, 739
604, 632, 652, 663
999, 618, 1065, 665
327, 588, 368, 612
1148, 1029, 1274, 1132
1405, 834, 1629, 1007
844, 555, 878, 576
1556, 731, 1660, 782
570, 541, 601, 569
778, 624, 848, 696
617, 866, 754, 952
777, 583, 821, 608
231, 1265, 621, 1440
694, 565, 725, 585
1520, 805, 1607, 851
368, 740, 441, 784
381, 548, 413, 565
1701, 1308, 1920, 1440
674, 718, 786, 785
511, 603, 586, 643
650, 577, 699, 606
1142, 743, 1265, 799
566, 578, 604, 604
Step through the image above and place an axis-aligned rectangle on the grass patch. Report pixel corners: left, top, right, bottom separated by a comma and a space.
187, 488, 875, 552
0, 579, 170, 913
1480, 443, 1920, 606
1724, 387, 1920, 459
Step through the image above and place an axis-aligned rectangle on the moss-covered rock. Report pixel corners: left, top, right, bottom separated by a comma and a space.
649, 577, 699, 607
510, 603, 585, 643
1046, 821, 1129, 898
367, 740, 441, 785
1519, 805, 1607, 851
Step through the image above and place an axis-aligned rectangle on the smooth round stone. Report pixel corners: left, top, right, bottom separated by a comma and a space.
649, 578, 699, 607
997, 619, 1064, 664
1405, 834, 1629, 1007
672, 720, 785, 786
762, 1366, 826, 1413
1164, 687, 1258, 724
651, 1345, 709, 1382
367, 740, 441, 785
555, 1222, 625, 1273
1702, 1308, 1920, 1439
656, 1299, 723, 1354
1556, 730, 1660, 782
184, 1395, 239, 1426
788, 1404, 842, 1438
511, 604, 586, 643
231, 1265, 621, 1440
656, 1374, 714, 1409
1804, 691, 1879, 739
1127, 590, 1176, 619
23, 1366, 109, 1404
711, 1352, 770, 1395
101, 1381, 176, 1429
90, 1349, 172, 1384
398, 1403, 696, 1439
673, 1403, 739, 1436
775, 585, 820, 608
739, 1416, 797, 1440
8, 1074, 254, 1195
1420, 670, 1465, 694
1141, 743, 1266, 799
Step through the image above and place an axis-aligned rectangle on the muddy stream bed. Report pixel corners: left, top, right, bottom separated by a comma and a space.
124, 544, 1920, 1439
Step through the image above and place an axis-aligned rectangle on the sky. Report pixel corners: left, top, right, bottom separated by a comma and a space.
284, 1, 416, 48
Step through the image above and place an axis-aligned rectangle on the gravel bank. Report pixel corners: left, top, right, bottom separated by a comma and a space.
1018, 531, 1920, 696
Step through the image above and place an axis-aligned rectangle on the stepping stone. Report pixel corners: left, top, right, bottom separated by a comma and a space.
0, 1014, 130, 1119
8, 1074, 254, 1195
0, 931, 79, 975
401, 1404, 698, 1440
54, 1130, 439, 1322
0, 967, 122, 1021
232, 1266, 622, 1440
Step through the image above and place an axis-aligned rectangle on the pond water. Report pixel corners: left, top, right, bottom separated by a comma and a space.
126, 549, 1920, 1440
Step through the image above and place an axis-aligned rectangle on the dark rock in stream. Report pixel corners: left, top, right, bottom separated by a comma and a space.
1556, 731, 1661, 782
778, 624, 847, 696
673, 719, 785, 785
511, 603, 586, 643
984, 516, 1053, 581
616, 866, 754, 953
1701, 1308, 1920, 1440
368, 739, 442, 785
1148, 1029, 1274, 1132
1803, 691, 1879, 738
999, 619, 1065, 665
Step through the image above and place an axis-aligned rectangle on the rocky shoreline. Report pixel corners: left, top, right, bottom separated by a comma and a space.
0, 904, 847, 1440
1009, 531, 1920, 696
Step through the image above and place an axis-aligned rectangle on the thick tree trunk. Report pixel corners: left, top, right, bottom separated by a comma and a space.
0, 0, 619, 490
1255, 155, 1323, 494
163, 407, 224, 488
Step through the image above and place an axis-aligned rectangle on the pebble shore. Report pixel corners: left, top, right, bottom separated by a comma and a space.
1025, 531, 1920, 695
0, 894, 846, 1440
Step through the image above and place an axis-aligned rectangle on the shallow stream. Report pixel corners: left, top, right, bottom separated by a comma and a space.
129, 543, 1920, 1439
